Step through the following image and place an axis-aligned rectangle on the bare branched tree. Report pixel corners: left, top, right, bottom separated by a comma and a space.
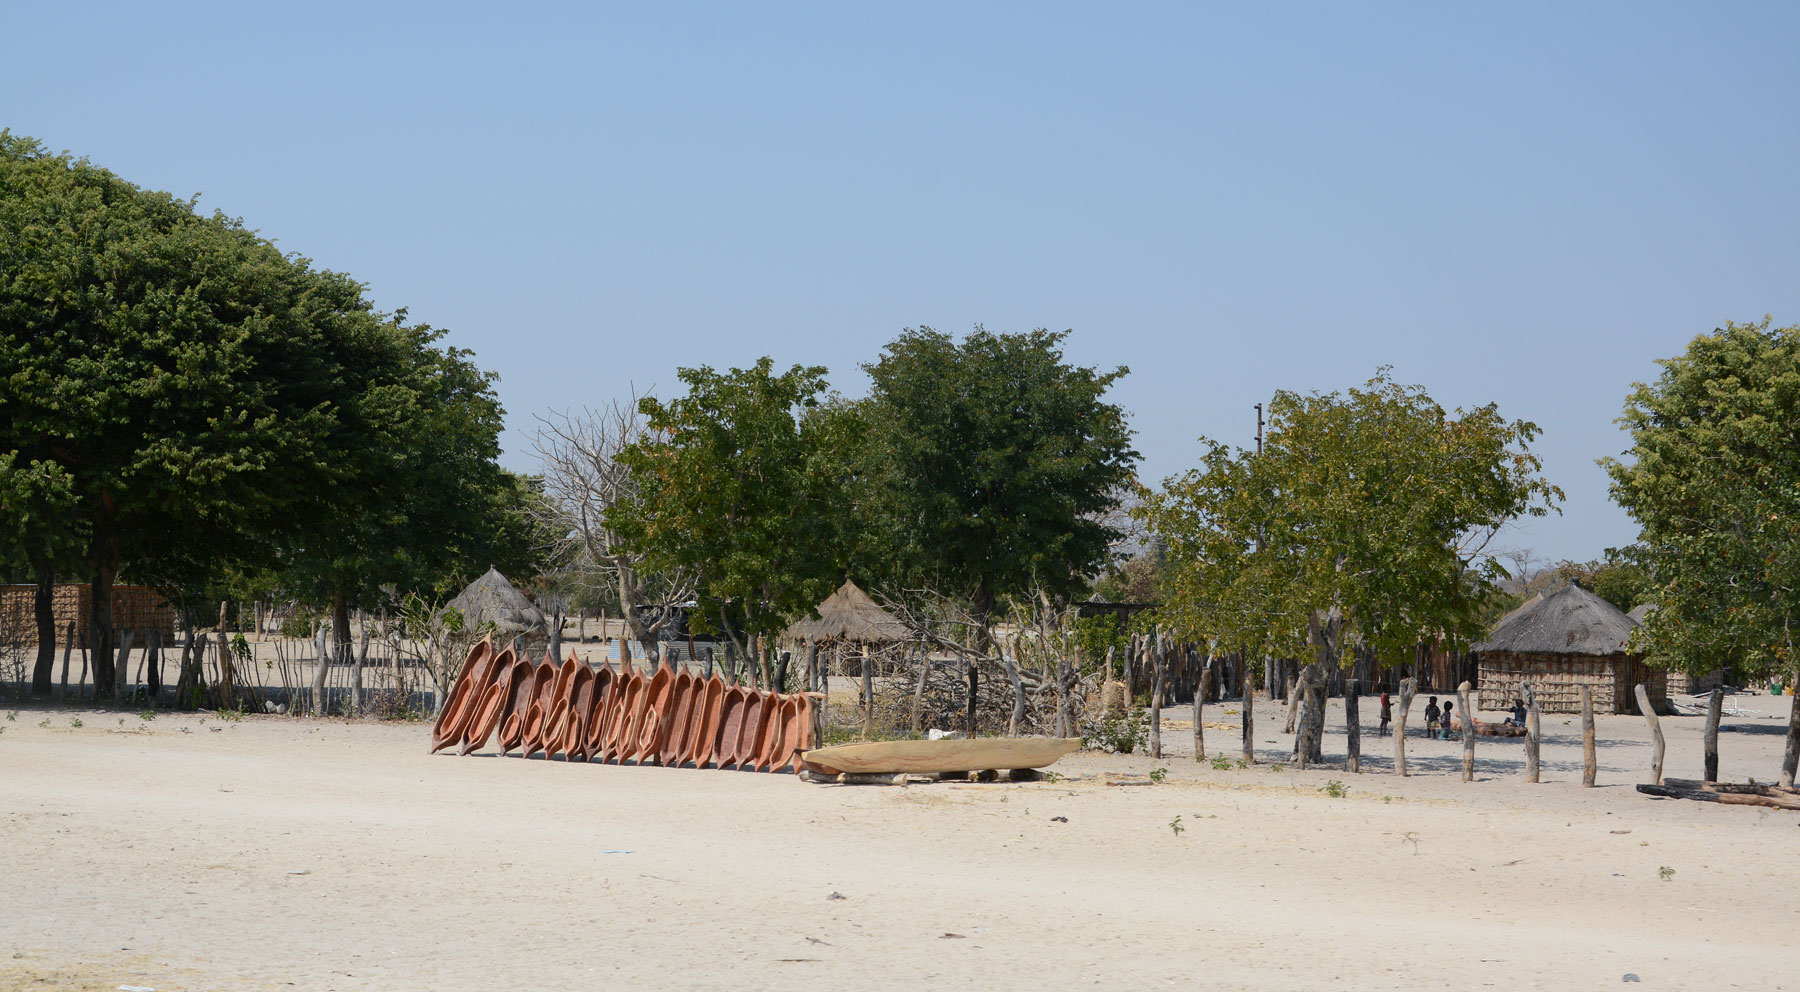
534, 396, 697, 644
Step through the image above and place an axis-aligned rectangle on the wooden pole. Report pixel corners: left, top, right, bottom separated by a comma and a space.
57, 620, 74, 703
1344, 678, 1360, 773
1457, 681, 1475, 782
1394, 677, 1416, 777
1782, 676, 1800, 790
1702, 685, 1723, 783
1149, 635, 1164, 760
112, 628, 135, 708
861, 643, 873, 740
1523, 682, 1542, 783
1194, 662, 1210, 761
1283, 675, 1301, 733
1102, 645, 1116, 716
1240, 660, 1255, 764
1580, 685, 1597, 787
911, 651, 931, 734
1635, 683, 1665, 786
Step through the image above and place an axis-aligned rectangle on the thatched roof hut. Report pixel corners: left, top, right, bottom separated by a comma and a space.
1473, 581, 1665, 714
784, 579, 908, 645
447, 567, 546, 642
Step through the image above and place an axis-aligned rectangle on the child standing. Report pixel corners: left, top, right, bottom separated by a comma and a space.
1442, 699, 1456, 740
1424, 696, 1441, 739
1378, 691, 1392, 736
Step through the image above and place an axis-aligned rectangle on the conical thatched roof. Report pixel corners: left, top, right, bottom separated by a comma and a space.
446, 567, 546, 639
784, 579, 908, 644
1473, 581, 1637, 656
1627, 604, 1653, 624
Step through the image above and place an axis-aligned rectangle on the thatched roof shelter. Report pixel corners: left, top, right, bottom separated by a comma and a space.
1475, 582, 1635, 656
785, 579, 908, 645
1626, 604, 1652, 624
1473, 581, 1664, 714
447, 567, 546, 641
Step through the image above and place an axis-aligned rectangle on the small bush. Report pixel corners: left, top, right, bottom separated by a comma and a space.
138, 710, 156, 721
1321, 780, 1347, 799
1168, 815, 1184, 836
1082, 711, 1149, 754
1659, 866, 1675, 882
1208, 754, 1233, 771
69, 718, 83, 728
1149, 766, 1168, 784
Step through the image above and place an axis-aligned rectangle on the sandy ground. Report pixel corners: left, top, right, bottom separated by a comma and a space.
2, 691, 1796, 992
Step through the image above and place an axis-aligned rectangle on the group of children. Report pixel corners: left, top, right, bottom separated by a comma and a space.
1372, 691, 1464, 739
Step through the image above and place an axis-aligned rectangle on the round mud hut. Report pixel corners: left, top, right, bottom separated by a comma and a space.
1473, 581, 1666, 715
446, 567, 547, 646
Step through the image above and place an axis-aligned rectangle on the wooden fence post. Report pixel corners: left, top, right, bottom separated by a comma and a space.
1344, 678, 1360, 773
1149, 636, 1164, 760
1580, 685, 1597, 787
1635, 683, 1665, 786
1523, 682, 1541, 784
1702, 686, 1723, 783
1395, 677, 1416, 776
57, 620, 74, 703
1194, 663, 1210, 761
1240, 661, 1255, 764
1457, 681, 1475, 782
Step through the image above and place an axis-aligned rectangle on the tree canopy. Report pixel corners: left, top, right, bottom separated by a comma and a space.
1604, 318, 1800, 681
1141, 372, 1563, 667
612, 359, 846, 653
1, 131, 531, 694
859, 326, 1138, 620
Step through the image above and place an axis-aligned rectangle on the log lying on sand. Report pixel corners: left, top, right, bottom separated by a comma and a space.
1638, 781, 1800, 811
1449, 716, 1528, 738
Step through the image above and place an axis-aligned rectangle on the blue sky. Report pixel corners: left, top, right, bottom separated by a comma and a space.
9, 2, 1796, 567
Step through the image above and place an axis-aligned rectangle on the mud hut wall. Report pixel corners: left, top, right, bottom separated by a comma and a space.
0, 584, 177, 646
1476, 651, 1667, 714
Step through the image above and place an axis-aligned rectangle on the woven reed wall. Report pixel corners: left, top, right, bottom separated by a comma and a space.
0, 585, 177, 646
1476, 651, 1668, 714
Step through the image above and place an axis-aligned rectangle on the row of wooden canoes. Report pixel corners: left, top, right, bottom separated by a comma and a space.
428, 638, 815, 772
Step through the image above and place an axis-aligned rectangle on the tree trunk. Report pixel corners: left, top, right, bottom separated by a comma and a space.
216, 601, 236, 710
1344, 678, 1360, 773
1457, 681, 1475, 782
1121, 637, 1134, 708
1304, 669, 1326, 765
775, 650, 790, 691
76, 631, 89, 701
1524, 682, 1541, 783
311, 624, 331, 716
549, 612, 563, 665
911, 652, 931, 733
30, 560, 55, 696
1240, 661, 1255, 764
1581, 685, 1597, 787
1781, 676, 1800, 790
112, 628, 136, 707
861, 643, 874, 739
964, 660, 978, 737
1702, 686, 1723, 783
146, 629, 163, 706
1635, 683, 1664, 786
87, 536, 119, 698
1003, 637, 1027, 738
1283, 676, 1300, 733
57, 620, 74, 703
1394, 677, 1416, 777
353, 614, 370, 716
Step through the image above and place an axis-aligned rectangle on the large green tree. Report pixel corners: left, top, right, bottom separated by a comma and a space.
612, 359, 847, 669
1603, 318, 1800, 785
1, 132, 529, 700
1141, 372, 1561, 756
859, 326, 1139, 625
